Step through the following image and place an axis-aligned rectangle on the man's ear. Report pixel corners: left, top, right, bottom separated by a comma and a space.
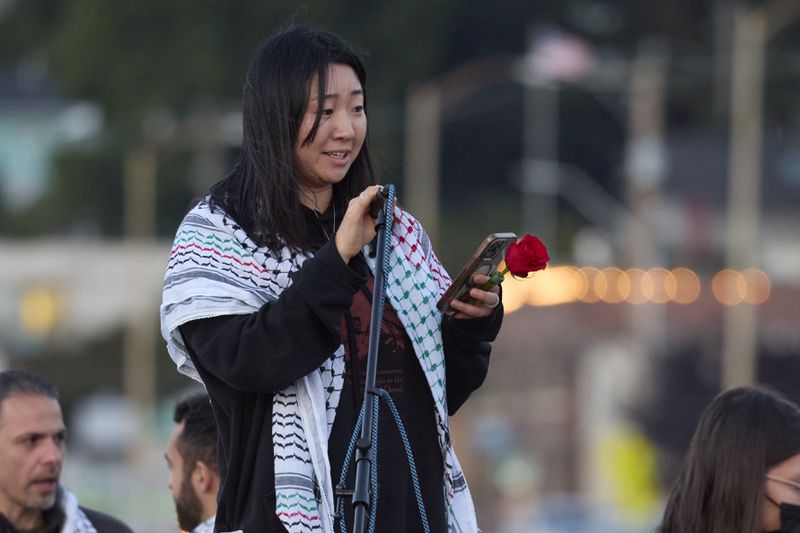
192, 461, 214, 494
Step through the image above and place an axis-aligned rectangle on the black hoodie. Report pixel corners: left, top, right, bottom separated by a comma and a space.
180, 205, 501, 532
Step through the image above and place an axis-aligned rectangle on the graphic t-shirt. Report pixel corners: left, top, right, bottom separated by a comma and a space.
328, 276, 447, 531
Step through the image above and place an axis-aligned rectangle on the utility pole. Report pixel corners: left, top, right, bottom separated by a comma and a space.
520, 27, 561, 248
625, 39, 668, 356
122, 145, 158, 466
120, 110, 238, 465
405, 84, 442, 246
723, 0, 800, 389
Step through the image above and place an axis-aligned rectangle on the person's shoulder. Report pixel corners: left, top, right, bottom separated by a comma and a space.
80, 507, 134, 533
173, 195, 243, 245
182, 195, 225, 226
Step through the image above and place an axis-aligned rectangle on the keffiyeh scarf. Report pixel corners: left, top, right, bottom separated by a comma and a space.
160, 199, 478, 533
191, 515, 216, 533
59, 486, 98, 533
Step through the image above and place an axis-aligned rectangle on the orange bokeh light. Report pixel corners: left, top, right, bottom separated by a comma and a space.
712, 269, 745, 305
741, 268, 770, 304
625, 268, 650, 305
600, 268, 630, 304
671, 268, 701, 304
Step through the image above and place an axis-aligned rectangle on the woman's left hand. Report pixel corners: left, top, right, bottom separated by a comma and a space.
447, 273, 501, 319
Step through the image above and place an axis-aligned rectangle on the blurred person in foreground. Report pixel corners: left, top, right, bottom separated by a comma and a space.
659, 386, 800, 533
160, 23, 502, 533
0, 369, 133, 533
165, 392, 219, 533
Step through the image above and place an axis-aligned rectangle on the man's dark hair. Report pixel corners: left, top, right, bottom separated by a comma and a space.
173, 392, 218, 476
0, 369, 59, 405
207, 24, 376, 252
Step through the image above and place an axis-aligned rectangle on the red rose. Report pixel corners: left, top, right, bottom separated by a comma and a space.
504, 234, 549, 277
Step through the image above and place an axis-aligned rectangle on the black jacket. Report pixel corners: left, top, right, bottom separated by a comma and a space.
0, 505, 133, 533
181, 208, 500, 532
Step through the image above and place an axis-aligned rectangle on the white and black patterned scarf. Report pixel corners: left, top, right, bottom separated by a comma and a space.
161, 198, 477, 533
58, 486, 98, 533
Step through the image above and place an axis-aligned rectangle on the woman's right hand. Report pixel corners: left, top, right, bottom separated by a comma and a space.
335, 185, 384, 263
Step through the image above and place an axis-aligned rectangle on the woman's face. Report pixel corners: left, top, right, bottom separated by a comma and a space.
763, 452, 800, 530
294, 63, 366, 199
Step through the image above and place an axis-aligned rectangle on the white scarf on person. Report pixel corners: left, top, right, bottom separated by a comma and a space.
58, 486, 98, 533
191, 515, 215, 533
160, 198, 478, 533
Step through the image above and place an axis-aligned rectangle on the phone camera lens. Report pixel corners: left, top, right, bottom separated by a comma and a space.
487, 242, 502, 259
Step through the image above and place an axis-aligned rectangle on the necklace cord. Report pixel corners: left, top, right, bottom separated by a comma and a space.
313, 201, 336, 242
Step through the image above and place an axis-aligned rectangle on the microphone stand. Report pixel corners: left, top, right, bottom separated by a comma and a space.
351, 186, 392, 533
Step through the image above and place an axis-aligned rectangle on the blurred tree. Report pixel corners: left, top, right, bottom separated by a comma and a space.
0, 0, 67, 64
3, 145, 125, 237
1, 0, 462, 120
51, 1, 300, 119
15, 324, 189, 423
1, 0, 799, 243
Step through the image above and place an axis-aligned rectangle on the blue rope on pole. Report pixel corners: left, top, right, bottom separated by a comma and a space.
337, 387, 432, 533
373, 388, 432, 533
337, 407, 364, 533
367, 396, 380, 532
336, 185, 431, 533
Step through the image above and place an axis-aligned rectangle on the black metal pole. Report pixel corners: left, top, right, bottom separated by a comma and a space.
351, 188, 391, 533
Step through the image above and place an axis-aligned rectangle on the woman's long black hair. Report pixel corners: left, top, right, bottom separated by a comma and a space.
208, 24, 375, 252
659, 386, 800, 533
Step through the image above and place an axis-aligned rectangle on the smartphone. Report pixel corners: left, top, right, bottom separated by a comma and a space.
437, 232, 517, 316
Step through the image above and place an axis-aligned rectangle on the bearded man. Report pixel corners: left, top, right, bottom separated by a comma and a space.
165, 392, 219, 533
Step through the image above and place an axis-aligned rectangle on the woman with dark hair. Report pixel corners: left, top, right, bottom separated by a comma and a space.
160, 24, 501, 533
659, 386, 800, 533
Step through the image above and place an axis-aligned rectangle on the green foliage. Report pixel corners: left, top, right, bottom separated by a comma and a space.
16, 323, 190, 417
2, 144, 124, 237
0, 0, 67, 63
154, 149, 228, 236
16, 326, 127, 418
7, 0, 459, 119
2, 141, 220, 238
0, 0, 472, 237
4, 0, 797, 241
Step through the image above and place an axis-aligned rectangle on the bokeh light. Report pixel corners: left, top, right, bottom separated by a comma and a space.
647, 268, 676, 304
528, 265, 588, 306
495, 265, 769, 310
500, 273, 531, 314
625, 268, 650, 305
712, 269, 745, 305
671, 268, 701, 304
599, 267, 630, 304
741, 268, 771, 304
19, 286, 61, 336
580, 267, 604, 303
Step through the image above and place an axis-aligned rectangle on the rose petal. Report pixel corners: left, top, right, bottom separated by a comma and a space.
505, 234, 549, 276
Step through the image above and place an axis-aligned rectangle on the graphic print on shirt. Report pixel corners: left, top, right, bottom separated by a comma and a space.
341, 276, 408, 394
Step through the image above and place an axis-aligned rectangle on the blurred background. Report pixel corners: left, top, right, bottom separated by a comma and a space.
1, 0, 800, 531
